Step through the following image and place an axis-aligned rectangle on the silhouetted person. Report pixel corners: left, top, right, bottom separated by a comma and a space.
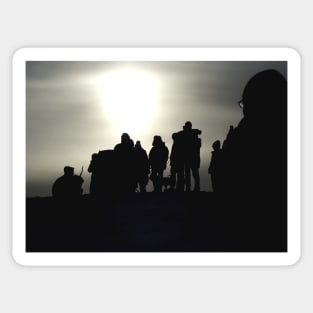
149, 135, 169, 192
218, 69, 287, 250
169, 132, 185, 191
88, 153, 99, 195
208, 140, 222, 193
52, 166, 84, 198
220, 70, 287, 195
222, 125, 234, 148
182, 121, 201, 192
134, 141, 150, 193
114, 133, 136, 193
172, 121, 201, 192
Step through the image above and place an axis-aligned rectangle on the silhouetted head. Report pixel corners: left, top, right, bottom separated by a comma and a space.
183, 121, 192, 131
152, 135, 163, 147
91, 153, 98, 160
240, 69, 287, 122
212, 140, 221, 151
121, 133, 130, 143
135, 140, 142, 149
64, 166, 74, 176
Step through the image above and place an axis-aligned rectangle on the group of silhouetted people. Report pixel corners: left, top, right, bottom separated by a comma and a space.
84, 122, 201, 197
51, 120, 203, 197
52, 69, 287, 213
50, 68, 287, 251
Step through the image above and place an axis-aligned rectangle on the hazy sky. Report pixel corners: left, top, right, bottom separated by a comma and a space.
26, 61, 287, 197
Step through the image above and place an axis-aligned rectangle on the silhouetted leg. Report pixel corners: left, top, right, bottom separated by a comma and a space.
185, 165, 191, 192
151, 169, 158, 192
155, 170, 164, 192
170, 167, 176, 190
89, 177, 94, 195
176, 168, 184, 192
192, 167, 200, 191
139, 178, 146, 193
211, 174, 216, 193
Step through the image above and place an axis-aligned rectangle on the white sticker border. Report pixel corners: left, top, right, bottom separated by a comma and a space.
12, 48, 301, 266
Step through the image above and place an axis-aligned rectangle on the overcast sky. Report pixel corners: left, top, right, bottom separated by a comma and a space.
26, 61, 287, 197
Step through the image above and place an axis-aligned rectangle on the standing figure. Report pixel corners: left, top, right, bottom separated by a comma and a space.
87, 153, 99, 195
182, 121, 201, 192
134, 141, 150, 193
169, 132, 185, 191
52, 166, 84, 198
208, 140, 222, 193
114, 133, 136, 193
173, 121, 201, 192
149, 135, 169, 192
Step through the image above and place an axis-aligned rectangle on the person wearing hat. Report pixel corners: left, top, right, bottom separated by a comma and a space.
52, 166, 84, 198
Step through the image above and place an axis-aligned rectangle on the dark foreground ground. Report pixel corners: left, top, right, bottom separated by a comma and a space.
26, 192, 287, 252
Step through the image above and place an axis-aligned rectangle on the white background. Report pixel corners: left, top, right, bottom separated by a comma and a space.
1, 1, 310, 312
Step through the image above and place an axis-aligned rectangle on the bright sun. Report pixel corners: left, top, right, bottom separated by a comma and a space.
97, 68, 159, 138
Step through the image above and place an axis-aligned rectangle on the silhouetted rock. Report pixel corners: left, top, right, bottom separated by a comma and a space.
88, 150, 117, 197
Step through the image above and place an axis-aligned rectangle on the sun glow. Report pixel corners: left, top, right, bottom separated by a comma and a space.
97, 68, 159, 137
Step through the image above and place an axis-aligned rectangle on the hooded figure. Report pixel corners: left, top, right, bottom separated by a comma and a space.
134, 141, 150, 193
114, 133, 136, 193
149, 135, 169, 192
